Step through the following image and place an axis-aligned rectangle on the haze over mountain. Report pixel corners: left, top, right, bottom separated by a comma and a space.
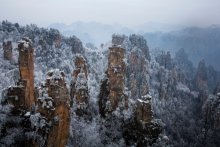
49, 21, 220, 70
1, 0, 220, 146
49, 21, 185, 45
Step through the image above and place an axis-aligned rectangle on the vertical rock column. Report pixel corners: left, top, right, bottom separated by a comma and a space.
3, 41, 12, 60
107, 46, 126, 111
99, 46, 127, 117
70, 55, 89, 115
136, 94, 153, 123
18, 37, 35, 108
37, 69, 70, 147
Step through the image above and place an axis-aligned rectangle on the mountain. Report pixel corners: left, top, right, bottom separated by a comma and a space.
49, 21, 133, 46
0, 20, 220, 147
145, 26, 220, 70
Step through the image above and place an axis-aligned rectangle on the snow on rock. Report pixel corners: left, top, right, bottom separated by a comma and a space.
18, 37, 32, 49
75, 73, 87, 91
29, 113, 47, 130
47, 69, 65, 80
176, 82, 190, 93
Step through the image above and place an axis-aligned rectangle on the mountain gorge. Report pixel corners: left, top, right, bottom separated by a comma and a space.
0, 20, 220, 147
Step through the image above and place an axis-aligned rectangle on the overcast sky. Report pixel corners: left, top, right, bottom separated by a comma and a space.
0, 0, 219, 27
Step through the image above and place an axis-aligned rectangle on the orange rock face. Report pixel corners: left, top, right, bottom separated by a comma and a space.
3, 41, 12, 60
18, 37, 35, 108
37, 69, 70, 147
107, 47, 126, 110
99, 46, 128, 116
6, 38, 35, 110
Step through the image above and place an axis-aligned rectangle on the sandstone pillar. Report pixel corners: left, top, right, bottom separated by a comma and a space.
18, 37, 35, 108
37, 69, 70, 147
136, 94, 153, 123
70, 55, 89, 115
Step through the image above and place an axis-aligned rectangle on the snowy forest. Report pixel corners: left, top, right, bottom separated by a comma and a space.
0, 20, 220, 147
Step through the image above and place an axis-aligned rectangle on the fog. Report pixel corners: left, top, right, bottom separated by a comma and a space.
0, 0, 220, 27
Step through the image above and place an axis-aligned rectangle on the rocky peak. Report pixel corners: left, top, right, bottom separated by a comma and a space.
65, 36, 84, 54
6, 37, 35, 110
112, 34, 127, 47
155, 51, 172, 70
99, 46, 127, 117
136, 94, 153, 123
17, 37, 35, 109
73, 54, 88, 79
129, 34, 150, 61
37, 69, 70, 147
18, 37, 33, 49
70, 54, 89, 116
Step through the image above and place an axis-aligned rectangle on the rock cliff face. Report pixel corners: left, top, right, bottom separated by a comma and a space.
112, 34, 126, 46
98, 36, 163, 146
201, 93, 220, 146
99, 46, 127, 117
112, 34, 151, 101
70, 55, 89, 116
155, 51, 172, 70
123, 94, 162, 146
1, 37, 71, 147
37, 69, 70, 147
6, 38, 35, 110
129, 34, 151, 61
65, 36, 84, 54
136, 94, 153, 123
3, 21, 220, 146
3, 40, 12, 60
17, 37, 35, 108
127, 35, 150, 100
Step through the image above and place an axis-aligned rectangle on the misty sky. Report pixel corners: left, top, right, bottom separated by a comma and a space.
0, 0, 219, 27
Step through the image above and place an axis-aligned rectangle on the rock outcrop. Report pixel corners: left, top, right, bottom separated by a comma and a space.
127, 35, 150, 100
136, 94, 153, 123
129, 34, 150, 61
123, 94, 162, 146
3, 40, 12, 60
201, 93, 220, 146
37, 69, 70, 147
112, 34, 126, 46
195, 60, 209, 106
18, 37, 35, 108
6, 37, 35, 109
70, 55, 89, 116
2, 38, 70, 147
155, 51, 172, 70
99, 46, 127, 117
98, 36, 163, 146
65, 36, 84, 54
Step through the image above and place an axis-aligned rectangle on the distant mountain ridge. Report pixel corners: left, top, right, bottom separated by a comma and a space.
49, 21, 133, 46
49, 21, 220, 70
48, 21, 186, 46
145, 25, 220, 70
